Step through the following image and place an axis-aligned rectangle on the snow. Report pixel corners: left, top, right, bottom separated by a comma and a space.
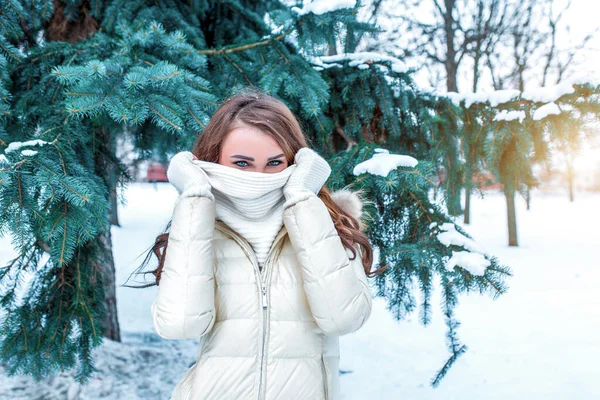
443, 90, 521, 108
5, 139, 50, 154
292, 0, 356, 16
445, 250, 490, 276
532, 102, 561, 120
1, 185, 600, 399
315, 52, 409, 73
522, 82, 576, 103
435, 222, 490, 276
353, 148, 419, 177
436, 222, 487, 254
435, 75, 600, 108
493, 110, 526, 123
263, 13, 284, 36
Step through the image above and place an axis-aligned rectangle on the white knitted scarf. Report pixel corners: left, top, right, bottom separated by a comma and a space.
193, 160, 296, 269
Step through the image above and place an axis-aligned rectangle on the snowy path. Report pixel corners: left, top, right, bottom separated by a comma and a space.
1, 183, 599, 399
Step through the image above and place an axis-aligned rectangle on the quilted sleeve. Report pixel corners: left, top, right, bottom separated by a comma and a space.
150, 195, 216, 340
282, 195, 372, 336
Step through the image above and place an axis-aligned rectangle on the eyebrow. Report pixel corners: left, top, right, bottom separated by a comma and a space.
231, 153, 284, 162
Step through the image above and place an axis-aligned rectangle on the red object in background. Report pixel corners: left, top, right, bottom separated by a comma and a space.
146, 164, 168, 182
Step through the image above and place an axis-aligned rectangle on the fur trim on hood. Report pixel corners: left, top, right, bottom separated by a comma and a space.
330, 188, 369, 232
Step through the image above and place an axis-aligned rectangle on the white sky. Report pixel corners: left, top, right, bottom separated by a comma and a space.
360, 0, 600, 92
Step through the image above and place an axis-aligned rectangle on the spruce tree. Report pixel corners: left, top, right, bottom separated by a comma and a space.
443, 80, 600, 246
1, 0, 512, 386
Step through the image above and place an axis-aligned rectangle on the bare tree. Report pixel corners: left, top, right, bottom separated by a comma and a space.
361, 0, 510, 92
486, 0, 598, 91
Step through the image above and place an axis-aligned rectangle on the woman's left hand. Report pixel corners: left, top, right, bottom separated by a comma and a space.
283, 147, 331, 208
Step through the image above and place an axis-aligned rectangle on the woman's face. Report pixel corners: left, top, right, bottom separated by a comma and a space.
218, 123, 289, 173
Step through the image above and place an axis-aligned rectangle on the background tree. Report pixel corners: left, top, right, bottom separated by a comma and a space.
442, 79, 600, 246
360, 0, 512, 217
361, 0, 598, 221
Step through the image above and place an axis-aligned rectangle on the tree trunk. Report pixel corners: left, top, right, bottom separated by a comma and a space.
446, 143, 463, 216
94, 126, 121, 341
444, 0, 459, 92
464, 187, 471, 224
567, 161, 575, 202
96, 227, 121, 341
109, 167, 120, 226
46, 0, 120, 342
463, 152, 472, 224
463, 141, 475, 224
505, 188, 518, 246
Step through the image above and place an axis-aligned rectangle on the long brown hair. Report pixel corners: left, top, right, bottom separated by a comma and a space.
125, 89, 386, 288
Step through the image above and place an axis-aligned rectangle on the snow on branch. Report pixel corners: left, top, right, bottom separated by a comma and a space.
532, 102, 561, 120
436, 223, 486, 254
446, 251, 491, 276
436, 74, 600, 108
313, 52, 409, 73
435, 222, 490, 276
292, 0, 357, 16
493, 110, 526, 123
353, 148, 418, 177
443, 90, 520, 108
521, 82, 576, 103
4, 139, 50, 157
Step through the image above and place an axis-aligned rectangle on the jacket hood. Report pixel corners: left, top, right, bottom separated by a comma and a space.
330, 188, 367, 231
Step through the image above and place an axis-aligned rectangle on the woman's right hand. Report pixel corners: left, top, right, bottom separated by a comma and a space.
166, 151, 214, 200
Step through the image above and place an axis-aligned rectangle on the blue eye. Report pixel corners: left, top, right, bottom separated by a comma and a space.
234, 160, 282, 168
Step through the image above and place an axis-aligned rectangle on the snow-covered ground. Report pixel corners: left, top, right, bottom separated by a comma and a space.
1, 183, 599, 399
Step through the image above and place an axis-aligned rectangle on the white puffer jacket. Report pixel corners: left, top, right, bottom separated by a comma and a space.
151, 188, 372, 400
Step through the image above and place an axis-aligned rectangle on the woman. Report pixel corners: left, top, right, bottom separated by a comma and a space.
149, 90, 385, 400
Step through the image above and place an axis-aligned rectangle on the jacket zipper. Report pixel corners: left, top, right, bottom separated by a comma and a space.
320, 355, 329, 400
215, 222, 285, 400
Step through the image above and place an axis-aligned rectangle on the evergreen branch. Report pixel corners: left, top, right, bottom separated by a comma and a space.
30, 161, 90, 203
403, 169, 437, 186
261, 55, 284, 78
197, 34, 284, 55
357, 81, 373, 142
431, 344, 467, 387
29, 50, 61, 63
291, 67, 326, 131
444, 102, 460, 121
65, 91, 103, 97
221, 53, 253, 86
148, 104, 181, 130
67, 82, 119, 113
0, 42, 21, 62
335, 121, 357, 151
373, 73, 398, 138
51, 83, 63, 104
483, 275, 503, 296
0, 20, 13, 40
456, 266, 472, 282
408, 191, 433, 223
74, 241, 98, 340
184, 77, 210, 92
151, 71, 181, 81
269, 43, 328, 134
186, 105, 205, 129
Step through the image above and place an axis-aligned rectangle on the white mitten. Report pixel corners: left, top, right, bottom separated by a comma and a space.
283, 147, 331, 209
166, 151, 214, 200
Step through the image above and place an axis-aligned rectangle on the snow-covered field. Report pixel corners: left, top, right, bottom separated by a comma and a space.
1, 183, 599, 399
